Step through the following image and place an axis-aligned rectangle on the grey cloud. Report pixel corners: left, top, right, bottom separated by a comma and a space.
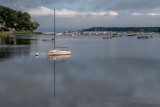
1, 0, 160, 12
0, 0, 77, 8
87, 0, 160, 11
32, 14, 160, 31
0, 0, 19, 3
2, 0, 80, 10
1, 0, 160, 30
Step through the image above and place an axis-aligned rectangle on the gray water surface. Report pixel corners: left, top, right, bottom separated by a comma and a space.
0, 34, 160, 107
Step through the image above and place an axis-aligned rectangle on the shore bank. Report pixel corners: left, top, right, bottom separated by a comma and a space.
0, 34, 9, 36
0, 31, 43, 35
14, 31, 43, 34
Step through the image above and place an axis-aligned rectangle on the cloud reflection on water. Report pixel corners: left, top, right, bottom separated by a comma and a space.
0, 35, 160, 107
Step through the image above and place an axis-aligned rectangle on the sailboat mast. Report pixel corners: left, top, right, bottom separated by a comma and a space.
54, 9, 56, 50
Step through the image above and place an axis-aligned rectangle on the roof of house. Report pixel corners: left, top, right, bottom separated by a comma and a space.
0, 20, 4, 23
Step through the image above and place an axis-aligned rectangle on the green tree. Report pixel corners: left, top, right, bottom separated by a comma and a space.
32, 22, 40, 31
0, 16, 2, 21
0, 5, 40, 31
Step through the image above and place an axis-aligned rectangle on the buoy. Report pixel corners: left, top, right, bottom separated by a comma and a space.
36, 52, 39, 56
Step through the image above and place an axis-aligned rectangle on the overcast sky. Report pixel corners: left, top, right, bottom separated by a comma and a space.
1, 0, 160, 31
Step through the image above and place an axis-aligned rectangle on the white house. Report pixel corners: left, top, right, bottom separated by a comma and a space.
0, 21, 5, 28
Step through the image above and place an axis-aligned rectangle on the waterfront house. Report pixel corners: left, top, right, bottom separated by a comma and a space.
0, 21, 5, 28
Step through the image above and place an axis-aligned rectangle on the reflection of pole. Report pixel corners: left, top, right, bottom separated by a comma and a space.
54, 60, 56, 100
13, 35, 17, 45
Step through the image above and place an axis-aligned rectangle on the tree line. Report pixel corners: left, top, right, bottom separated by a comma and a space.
83, 27, 160, 32
0, 5, 40, 32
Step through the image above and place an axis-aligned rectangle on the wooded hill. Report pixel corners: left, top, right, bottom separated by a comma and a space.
0, 5, 39, 32
83, 27, 160, 32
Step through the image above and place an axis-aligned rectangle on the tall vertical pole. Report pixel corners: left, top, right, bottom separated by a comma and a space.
54, 9, 56, 50
80, 23, 82, 33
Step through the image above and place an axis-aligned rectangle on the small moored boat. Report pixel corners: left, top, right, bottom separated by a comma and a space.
103, 37, 112, 39
112, 33, 121, 37
48, 9, 71, 56
42, 39, 54, 42
137, 36, 153, 39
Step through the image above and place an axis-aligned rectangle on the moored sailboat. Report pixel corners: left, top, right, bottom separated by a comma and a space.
48, 9, 71, 56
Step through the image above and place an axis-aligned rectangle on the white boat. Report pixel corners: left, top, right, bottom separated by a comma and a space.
70, 33, 76, 36
48, 9, 71, 56
43, 31, 54, 35
70, 32, 79, 37
56, 32, 62, 36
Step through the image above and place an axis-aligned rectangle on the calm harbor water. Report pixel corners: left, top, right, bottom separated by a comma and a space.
1, 34, 160, 107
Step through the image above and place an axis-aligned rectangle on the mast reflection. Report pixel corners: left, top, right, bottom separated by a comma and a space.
48, 55, 71, 101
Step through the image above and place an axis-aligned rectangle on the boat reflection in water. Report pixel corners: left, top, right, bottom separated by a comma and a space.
48, 55, 71, 61
48, 54, 71, 101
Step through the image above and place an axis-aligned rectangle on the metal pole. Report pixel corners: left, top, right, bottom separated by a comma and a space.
54, 9, 55, 50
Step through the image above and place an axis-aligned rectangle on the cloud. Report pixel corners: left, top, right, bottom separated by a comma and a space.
2, 0, 160, 30
32, 13, 160, 31
2, 0, 160, 12
132, 13, 142, 16
0, 0, 76, 7
87, 0, 160, 11
25, 6, 118, 17
148, 13, 160, 16
132, 12, 160, 16
1, 0, 160, 21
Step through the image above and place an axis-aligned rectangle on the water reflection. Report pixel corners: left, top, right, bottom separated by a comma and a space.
48, 55, 71, 61
48, 55, 71, 101
0, 35, 37, 62
0, 34, 160, 107
0, 35, 37, 45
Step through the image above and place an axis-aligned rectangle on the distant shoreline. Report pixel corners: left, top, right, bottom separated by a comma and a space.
83, 27, 160, 32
